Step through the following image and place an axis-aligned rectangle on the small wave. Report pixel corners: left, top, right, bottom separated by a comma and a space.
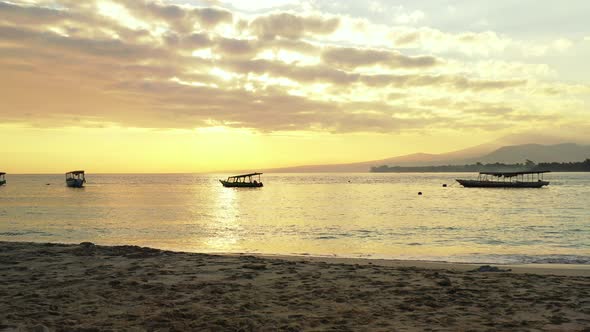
447, 254, 590, 265
0, 230, 50, 237
527, 256, 590, 264
483, 240, 505, 245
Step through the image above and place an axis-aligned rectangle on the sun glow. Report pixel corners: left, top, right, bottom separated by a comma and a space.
254, 49, 319, 65
210, 67, 240, 81
171, 77, 217, 88
192, 48, 219, 60
97, 1, 149, 31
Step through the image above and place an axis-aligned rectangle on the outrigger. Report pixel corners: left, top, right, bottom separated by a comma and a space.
220, 172, 263, 188
0, 172, 5, 186
456, 170, 550, 188
66, 170, 86, 188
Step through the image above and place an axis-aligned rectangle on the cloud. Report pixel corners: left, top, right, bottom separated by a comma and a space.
164, 31, 212, 49
107, 79, 454, 133
220, 57, 522, 92
249, 12, 340, 39
0, 25, 168, 61
0, 0, 586, 135
0, 1, 68, 24
216, 37, 257, 57
551, 38, 573, 52
321, 46, 440, 69
118, 0, 233, 31
391, 29, 511, 56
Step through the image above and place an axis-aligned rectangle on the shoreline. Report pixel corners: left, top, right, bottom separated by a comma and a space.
3, 240, 590, 276
251, 254, 590, 277
1, 241, 589, 331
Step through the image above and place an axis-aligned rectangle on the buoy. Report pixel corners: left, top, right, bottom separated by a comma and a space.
418, 192, 422, 195
442, 184, 447, 187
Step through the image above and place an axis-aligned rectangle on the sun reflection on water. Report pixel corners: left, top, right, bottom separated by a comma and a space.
204, 185, 242, 251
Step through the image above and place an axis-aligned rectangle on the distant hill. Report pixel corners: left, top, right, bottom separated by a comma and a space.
263, 141, 501, 173
372, 159, 590, 173
264, 142, 590, 173
467, 143, 590, 164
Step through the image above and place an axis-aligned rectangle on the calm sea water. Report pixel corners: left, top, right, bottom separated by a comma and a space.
1, 173, 589, 264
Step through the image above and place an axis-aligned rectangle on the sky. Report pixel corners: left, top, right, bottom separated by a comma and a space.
1, 0, 589, 173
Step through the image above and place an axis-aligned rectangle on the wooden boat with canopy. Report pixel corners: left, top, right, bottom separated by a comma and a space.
220, 173, 263, 188
0, 172, 5, 186
456, 171, 550, 188
66, 170, 86, 188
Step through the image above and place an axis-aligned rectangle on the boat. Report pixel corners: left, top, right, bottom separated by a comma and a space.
220, 172, 263, 187
0, 172, 5, 186
66, 170, 86, 188
456, 171, 550, 188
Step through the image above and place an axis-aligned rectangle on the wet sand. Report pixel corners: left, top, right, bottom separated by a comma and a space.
1, 241, 589, 331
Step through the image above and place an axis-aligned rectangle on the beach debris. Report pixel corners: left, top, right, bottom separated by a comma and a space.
437, 277, 452, 287
72, 242, 97, 256
31, 324, 50, 332
242, 263, 267, 270
109, 280, 122, 287
442, 184, 447, 187
469, 265, 512, 273
116, 246, 163, 259
418, 192, 423, 195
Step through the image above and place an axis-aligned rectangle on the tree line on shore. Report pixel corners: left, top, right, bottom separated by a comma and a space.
370, 159, 590, 173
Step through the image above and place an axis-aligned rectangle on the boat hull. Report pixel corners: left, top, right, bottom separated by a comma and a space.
456, 179, 549, 188
66, 179, 85, 188
0, 180, 5, 186
219, 180, 263, 188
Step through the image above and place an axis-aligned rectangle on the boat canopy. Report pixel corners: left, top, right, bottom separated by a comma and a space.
0, 172, 5, 175
66, 170, 85, 175
480, 170, 550, 177
227, 172, 262, 180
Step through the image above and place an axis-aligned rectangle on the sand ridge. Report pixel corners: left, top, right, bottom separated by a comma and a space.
1, 241, 589, 331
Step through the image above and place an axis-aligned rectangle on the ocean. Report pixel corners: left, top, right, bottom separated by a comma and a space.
1, 173, 588, 264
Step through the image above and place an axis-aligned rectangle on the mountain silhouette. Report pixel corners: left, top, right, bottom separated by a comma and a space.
263, 141, 590, 173
467, 143, 590, 164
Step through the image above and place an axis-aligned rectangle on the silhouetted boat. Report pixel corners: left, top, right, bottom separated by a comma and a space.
220, 172, 263, 187
66, 170, 86, 188
0, 172, 5, 186
456, 171, 550, 188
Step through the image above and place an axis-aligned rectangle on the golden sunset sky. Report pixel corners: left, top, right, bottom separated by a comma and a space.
1, 0, 589, 173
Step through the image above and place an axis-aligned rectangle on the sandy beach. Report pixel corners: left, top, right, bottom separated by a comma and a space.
1, 242, 589, 331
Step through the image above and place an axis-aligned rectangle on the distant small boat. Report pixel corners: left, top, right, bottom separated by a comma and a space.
456, 171, 550, 188
66, 170, 86, 188
220, 172, 263, 188
0, 172, 5, 186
